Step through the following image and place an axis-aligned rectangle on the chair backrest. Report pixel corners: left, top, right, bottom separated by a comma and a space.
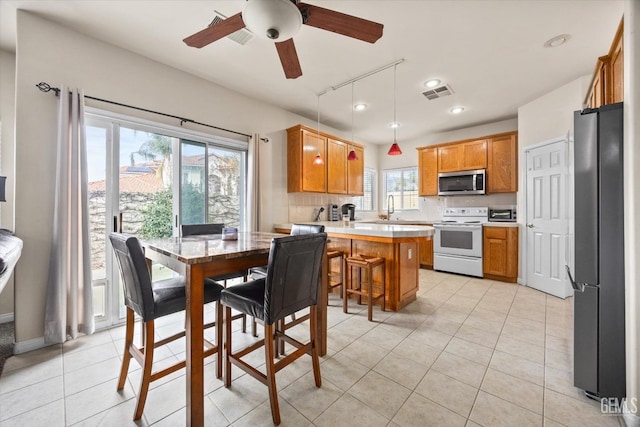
290, 223, 325, 236
263, 233, 327, 325
181, 223, 224, 237
109, 233, 155, 321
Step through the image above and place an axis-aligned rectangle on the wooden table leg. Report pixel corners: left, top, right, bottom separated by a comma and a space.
185, 265, 205, 427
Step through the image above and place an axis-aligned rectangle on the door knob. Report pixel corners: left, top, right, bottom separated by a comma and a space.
527, 223, 534, 228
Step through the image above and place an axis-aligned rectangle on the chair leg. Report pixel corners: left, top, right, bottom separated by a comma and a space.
309, 305, 322, 388
381, 264, 386, 312
343, 264, 350, 314
252, 317, 258, 337
134, 320, 155, 420
367, 264, 373, 322
216, 301, 223, 378
264, 323, 281, 425
224, 306, 233, 387
117, 308, 134, 391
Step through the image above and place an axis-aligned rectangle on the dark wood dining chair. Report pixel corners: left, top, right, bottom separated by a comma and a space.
181, 223, 252, 333
220, 233, 327, 425
109, 232, 224, 420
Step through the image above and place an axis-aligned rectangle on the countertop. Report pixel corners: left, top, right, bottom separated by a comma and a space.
274, 221, 434, 238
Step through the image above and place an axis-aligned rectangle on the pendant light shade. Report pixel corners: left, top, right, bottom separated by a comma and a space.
387, 143, 402, 156
313, 152, 324, 165
387, 63, 402, 156
348, 82, 359, 161
313, 94, 324, 165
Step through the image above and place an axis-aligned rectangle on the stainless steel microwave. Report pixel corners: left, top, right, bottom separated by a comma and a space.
437, 169, 486, 196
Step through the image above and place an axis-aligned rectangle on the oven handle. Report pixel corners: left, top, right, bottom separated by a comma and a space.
434, 253, 481, 261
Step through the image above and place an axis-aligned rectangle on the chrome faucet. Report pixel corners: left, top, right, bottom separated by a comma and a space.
387, 195, 395, 220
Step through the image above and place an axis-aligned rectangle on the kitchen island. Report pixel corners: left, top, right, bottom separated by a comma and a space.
273, 222, 434, 311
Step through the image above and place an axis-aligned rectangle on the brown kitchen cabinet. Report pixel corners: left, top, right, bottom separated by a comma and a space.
327, 138, 348, 194
437, 139, 487, 172
418, 146, 438, 196
586, 18, 623, 108
483, 226, 518, 283
287, 126, 327, 193
419, 237, 433, 269
287, 125, 364, 195
487, 132, 518, 193
347, 144, 364, 195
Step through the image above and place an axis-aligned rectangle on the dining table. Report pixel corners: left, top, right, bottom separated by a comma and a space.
140, 231, 328, 427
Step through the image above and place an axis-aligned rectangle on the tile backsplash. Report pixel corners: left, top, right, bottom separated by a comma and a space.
287, 192, 518, 223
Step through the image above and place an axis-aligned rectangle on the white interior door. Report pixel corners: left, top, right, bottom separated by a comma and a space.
525, 139, 572, 298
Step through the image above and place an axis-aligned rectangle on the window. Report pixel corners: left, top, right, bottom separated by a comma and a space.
383, 167, 419, 210
355, 168, 376, 211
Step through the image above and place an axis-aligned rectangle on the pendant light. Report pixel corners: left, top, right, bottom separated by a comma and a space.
387, 63, 403, 156
313, 94, 324, 165
348, 82, 359, 161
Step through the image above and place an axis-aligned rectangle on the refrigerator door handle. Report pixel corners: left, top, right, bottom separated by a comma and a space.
566, 265, 599, 292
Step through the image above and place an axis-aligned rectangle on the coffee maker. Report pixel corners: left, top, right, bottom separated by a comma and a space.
341, 203, 356, 221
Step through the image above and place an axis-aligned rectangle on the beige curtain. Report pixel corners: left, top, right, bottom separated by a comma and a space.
44, 86, 94, 343
245, 133, 263, 232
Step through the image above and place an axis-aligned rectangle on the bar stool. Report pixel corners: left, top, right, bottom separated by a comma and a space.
344, 255, 386, 321
327, 249, 344, 299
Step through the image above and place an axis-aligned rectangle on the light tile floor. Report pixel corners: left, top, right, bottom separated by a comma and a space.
0, 270, 627, 426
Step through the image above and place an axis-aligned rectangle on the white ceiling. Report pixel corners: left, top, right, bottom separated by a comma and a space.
0, 0, 624, 145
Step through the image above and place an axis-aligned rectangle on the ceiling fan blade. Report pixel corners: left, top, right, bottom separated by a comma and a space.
183, 13, 245, 48
300, 3, 383, 43
275, 39, 303, 79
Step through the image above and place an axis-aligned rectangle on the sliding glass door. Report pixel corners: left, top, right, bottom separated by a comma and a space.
86, 113, 247, 329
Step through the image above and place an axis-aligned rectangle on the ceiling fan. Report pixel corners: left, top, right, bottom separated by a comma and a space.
183, 0, 384, 79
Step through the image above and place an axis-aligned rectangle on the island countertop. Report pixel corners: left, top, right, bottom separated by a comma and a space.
273, 221, 434, 239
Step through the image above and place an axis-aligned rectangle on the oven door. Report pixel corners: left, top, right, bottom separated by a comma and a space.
434, 224, 483, 258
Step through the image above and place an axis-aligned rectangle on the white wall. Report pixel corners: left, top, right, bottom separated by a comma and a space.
623, 0, 639, 423
11, 10, 363, 347
0, 49, 16, 319
376, 118, 518, 220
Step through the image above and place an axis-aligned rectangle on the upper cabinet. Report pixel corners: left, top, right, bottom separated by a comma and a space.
417, 131, 518, 195
437, 139, 487, 172
418, 147, 438, 196
586, 18, 623, 108
487, 132, 518, 193
287, 125, 364, 195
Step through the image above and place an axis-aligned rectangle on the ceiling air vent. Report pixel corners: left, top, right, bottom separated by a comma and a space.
422, 84, 455, 100
209, 11, 253, 45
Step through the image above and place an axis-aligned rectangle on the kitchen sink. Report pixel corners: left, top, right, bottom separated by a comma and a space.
359, 220, 432, 225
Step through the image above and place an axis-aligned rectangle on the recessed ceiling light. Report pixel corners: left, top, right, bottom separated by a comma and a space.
425, 79, 441, 88
354, 103, 367, 111
450, 106, 464, 114
388, 122, 401, 128
544, 34, 570, 48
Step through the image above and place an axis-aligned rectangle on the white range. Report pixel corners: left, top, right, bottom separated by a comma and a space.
433, 207, 488, 278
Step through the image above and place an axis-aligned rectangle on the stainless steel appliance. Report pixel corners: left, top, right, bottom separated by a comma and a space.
488, 207, 517, 222
433, 207, 488, 277
567, 103, 625, 401
328, 204, 340, 221
341, 203, 356, 221
438, 169, 486, 196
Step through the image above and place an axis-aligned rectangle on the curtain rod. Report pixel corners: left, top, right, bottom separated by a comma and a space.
35, 82, 252, 139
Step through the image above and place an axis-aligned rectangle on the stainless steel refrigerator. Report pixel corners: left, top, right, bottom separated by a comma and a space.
568, 102, 625, 400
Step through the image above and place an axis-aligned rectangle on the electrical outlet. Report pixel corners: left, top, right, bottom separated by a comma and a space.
408, 249, 412, 259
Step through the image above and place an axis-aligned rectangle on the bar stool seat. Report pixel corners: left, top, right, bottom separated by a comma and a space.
344, 255, 385, 321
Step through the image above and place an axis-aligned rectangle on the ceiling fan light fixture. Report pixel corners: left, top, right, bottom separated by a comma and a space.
242, 0, 302, 41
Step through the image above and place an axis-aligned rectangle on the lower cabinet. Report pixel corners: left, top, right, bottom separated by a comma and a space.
483, 226, 518, 283
419, 238, 433, 269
